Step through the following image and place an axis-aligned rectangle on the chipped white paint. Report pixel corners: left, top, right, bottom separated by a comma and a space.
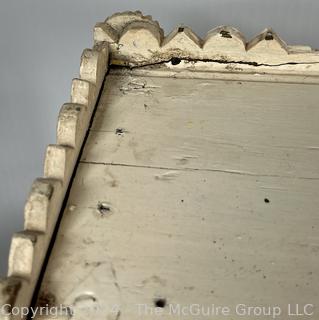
85, 73, 319, 179
24, 179, 54, 232
95, 11, 319, 76
35, 72, 319, 319
0, 40, 108, 318
1, 10, 319, 320
8, 233, 36, 279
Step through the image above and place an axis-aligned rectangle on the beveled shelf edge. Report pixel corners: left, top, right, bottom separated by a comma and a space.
0, 41, 109, 318
95, 10, 319, 75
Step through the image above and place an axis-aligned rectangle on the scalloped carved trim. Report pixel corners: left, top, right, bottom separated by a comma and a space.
8, 232, 37, 279
0, 42, 109, 314
1, 10, 319, 317
204, 26, 246, 53
94, 11, 319, 75
24, 178, 55, 233
0, 277, 22, 312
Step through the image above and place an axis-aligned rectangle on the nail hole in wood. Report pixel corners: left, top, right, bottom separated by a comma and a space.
171, 57, 181, 65
154, 298, 166, 308
265, 32, 274, 41
115, 128, 125, 135
220, 30, 232, 38
264, 198, 270, 203
97, 202, 111, 215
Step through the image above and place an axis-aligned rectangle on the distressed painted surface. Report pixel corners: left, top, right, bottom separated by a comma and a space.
35, 71, 319, 319
95, 11, 319, 76
85, 73, 319, 179
0, 43, 109, 317
2, 11, 319, 317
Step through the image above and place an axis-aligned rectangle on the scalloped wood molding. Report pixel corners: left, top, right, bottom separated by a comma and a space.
1, 10, 319, 319
95, 11, 319, 75
0, 42, 109, 318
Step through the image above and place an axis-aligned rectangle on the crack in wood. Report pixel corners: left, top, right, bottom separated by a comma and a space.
80, 160, 319, 181
114, 57, 319, 70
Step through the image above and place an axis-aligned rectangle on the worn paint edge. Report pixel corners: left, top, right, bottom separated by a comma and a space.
1, 10, 319, 319
94, 10, 319, 76
110, 64, 319, 85
0, 42, 109, 318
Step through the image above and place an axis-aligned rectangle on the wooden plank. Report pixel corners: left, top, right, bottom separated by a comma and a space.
3, 11, 319, 319
35, 70, 319, 319
84, 73, 319, 179
38, 162, 319, 319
